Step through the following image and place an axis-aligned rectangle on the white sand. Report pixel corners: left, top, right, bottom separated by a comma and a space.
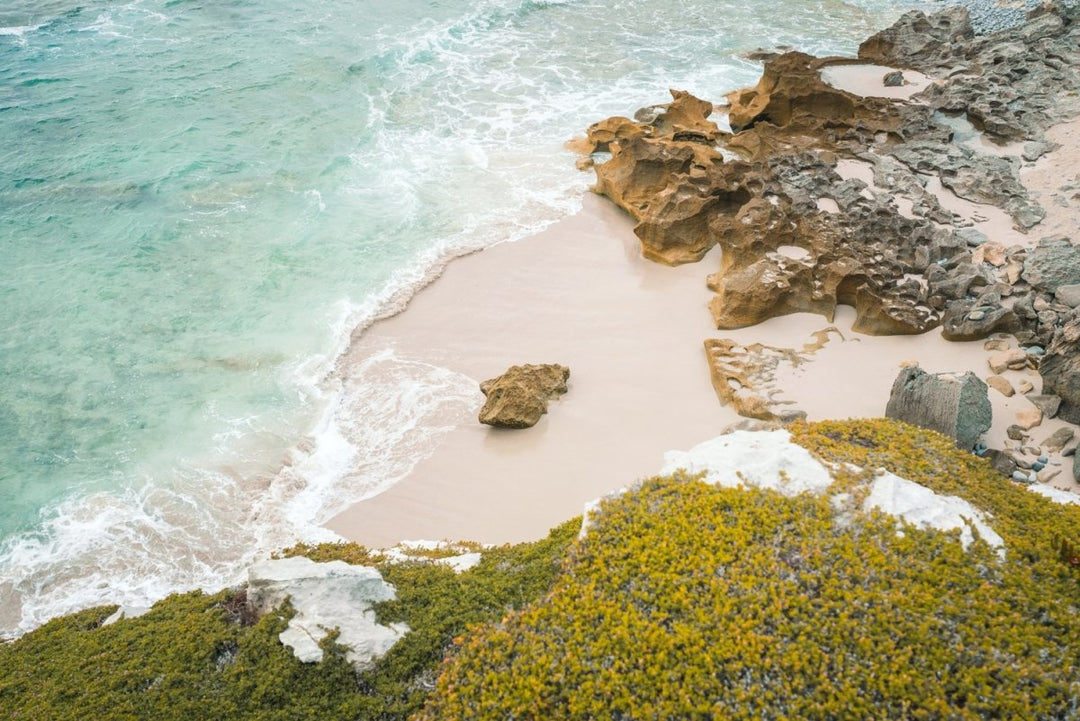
820, 64, 932, 101
1022, 117, 1080, 239
327, 194, 744, 546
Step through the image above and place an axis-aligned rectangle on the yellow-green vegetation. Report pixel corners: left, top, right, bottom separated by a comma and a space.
417, 420, 1080, 720
0, 519, 578, 721
5, 419, 1080, 720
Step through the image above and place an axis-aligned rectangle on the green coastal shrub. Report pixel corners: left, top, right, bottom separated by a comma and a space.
5, 419, 1080, 720
0, 519, 577, 721
417, 419, 1080, 720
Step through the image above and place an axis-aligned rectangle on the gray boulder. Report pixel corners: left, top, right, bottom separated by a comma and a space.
984, 448, 1017, 478
1043, 427, 1075, 453
1055, 284, 1080, 309
1028, 394, 1062, 418
1021, 237, 1080, 293
885, 366, 991, 449
882, 70, 905, 87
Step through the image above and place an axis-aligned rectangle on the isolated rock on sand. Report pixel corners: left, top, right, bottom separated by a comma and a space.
882, 70, 904, 87
478, 363, 570, 429
987, 348, 1028, 374
885, 366, 991, 450
1043, 427, 1075, 453
247, 557, 407, 667
986, 375, 1015, 397
1015, 407, 1044, 431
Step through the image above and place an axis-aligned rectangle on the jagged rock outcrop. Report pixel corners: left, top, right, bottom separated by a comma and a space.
703, 339, 807, 422
1022, 237, 1080, 293
578, 3, 1080, 360
884, 141, 1044, 228
478, 363, 570, 429
856, 7, 974, 70
247, 557, 407, 667
861, 4, 1080, 141
885, 366, 992, 450
1041, 311, 1080, 424
702, 152, 957, 333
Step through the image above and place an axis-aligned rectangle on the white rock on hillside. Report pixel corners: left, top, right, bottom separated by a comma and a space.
863, 471, 1004, 555
381, 540, 484, 573
659, 430, 834, 495
247, 556, 408, 667
1028, 484, 1080, 505
101, 605, 151, 626
655, 431, 1004, 557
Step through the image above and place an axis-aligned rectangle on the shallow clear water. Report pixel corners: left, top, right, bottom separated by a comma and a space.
0, 0, 917, 635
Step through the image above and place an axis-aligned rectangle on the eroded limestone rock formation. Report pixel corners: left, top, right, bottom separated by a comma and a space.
704, 329, 839, 422
583, 3, 1080, 332
478, 363, 570, 429
578, 3, 1080, 423
1042, 311, 1080, 424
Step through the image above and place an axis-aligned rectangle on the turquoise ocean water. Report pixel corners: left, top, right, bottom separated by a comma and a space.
0, 0, 917, 636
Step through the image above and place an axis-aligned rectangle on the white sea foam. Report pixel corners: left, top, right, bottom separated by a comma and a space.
0, 23, 43, 36
0, 348, 480, 636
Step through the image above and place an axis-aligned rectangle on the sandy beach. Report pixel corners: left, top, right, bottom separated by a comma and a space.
326, 194, 741, 546
324, 39, 1080, 549
327, 117, 1080, 547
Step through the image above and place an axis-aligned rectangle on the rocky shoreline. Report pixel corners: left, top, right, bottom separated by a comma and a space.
575, 3, 1080, 483
7, 7, 1080, 719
